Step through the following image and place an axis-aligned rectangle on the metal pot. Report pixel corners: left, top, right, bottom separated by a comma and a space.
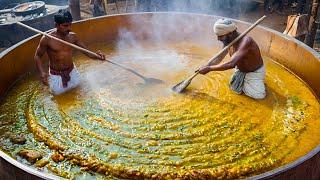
0, 3, 19, 15
12, 1, 45, 16
0, 13, 319, 179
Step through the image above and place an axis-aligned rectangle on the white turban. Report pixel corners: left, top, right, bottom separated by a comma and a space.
214, 19, 237, 36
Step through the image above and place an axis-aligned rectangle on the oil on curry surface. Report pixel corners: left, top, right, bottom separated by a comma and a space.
0, 42, 319, 179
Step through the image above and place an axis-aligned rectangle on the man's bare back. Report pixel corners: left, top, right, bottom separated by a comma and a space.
198, 33, 264, 73
228, 36, 263, 73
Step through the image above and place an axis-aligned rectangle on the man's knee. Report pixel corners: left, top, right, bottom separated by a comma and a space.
242, 83, 266, 99
246, 92, 266, 99
50, 87, 65, 95
69, 69, 81, 88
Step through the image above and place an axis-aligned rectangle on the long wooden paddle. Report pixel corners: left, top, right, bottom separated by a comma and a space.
172, 15, 266, 93
16, 21, 164, 84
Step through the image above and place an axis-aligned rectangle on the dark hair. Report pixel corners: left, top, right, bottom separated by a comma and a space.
54, 9, 73, 24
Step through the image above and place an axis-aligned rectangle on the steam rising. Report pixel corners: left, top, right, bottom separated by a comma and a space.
80, 0, 260, 102
82, 13, 218, 100
133, 0, 260, 18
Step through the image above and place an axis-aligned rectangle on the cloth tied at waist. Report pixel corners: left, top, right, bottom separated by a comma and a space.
229, 65, 266, 99
229, 68, 246, 94
49, 65, 74, 88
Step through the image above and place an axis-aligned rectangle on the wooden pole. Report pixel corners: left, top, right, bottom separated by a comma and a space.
304, 0, 319, 47
16, 21, 157, 81
172, 16, 267, 93
68, 0, 81, 21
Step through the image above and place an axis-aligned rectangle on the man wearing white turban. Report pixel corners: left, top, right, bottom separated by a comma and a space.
198, 19, 266, 99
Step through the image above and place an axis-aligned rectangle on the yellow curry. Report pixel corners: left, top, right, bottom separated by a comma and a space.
0, 42, 319, 179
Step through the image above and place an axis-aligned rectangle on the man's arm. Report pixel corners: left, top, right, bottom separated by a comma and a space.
73, 34, 105, 60
199, 37, 251, 74
34, 36, 49, 85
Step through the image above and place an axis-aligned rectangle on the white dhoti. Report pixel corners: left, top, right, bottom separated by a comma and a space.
229, 65, 266, 99
48, 66, 80, 95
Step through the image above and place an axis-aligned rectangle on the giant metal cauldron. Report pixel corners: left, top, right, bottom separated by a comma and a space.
0, 13, 319, 179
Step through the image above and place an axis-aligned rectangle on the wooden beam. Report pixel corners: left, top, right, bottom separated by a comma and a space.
304, 0, 319, 47
69, 0, 81, 20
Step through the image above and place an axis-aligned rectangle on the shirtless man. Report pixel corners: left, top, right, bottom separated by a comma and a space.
34, 9, 105, 95
198, 19, 266, 99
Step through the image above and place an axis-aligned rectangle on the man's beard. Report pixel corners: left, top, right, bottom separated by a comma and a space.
61, 30, 70, 36
57, 29, 70, 36
222, 36, 232, 46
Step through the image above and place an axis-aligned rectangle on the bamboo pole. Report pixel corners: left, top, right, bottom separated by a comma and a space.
68, 0, 81, 21
304, 0, 319, 47
172, 15, 267, 93
16, 21, 164, 84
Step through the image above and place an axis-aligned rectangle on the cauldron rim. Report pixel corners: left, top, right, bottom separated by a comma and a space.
0, 150, 62, 179
0, 12, 319, 180
1, 12, 319, 59
249, 145, 320, 179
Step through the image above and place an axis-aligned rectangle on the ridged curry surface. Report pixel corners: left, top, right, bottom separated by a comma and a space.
0, 42, 319, 179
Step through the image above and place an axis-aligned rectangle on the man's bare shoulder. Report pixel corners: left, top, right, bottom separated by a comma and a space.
242, 36, 254, 45
238, 36, 255, 49
68, 32, 77, 38
68, 32, 78, 42
40, 30, 56, 42
47, 30, 58, 37
39, 34, 50, 45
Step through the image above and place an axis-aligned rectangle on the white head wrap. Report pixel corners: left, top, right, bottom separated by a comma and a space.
214, 19, 237, 36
